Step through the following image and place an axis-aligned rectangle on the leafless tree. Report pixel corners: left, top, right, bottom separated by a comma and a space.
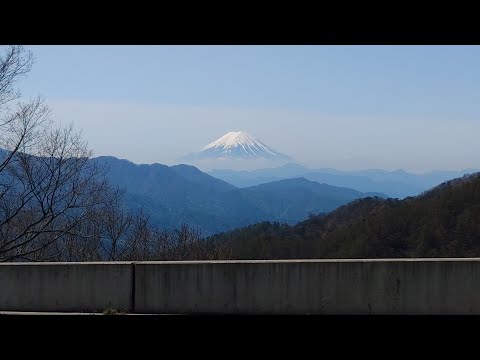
122, 210, 152, 260
0, 124, 108, 261
0, 45, 234, 262
49, 212, 101, 262
148, 223, 232, 261
95, 188, 134, 261
0, 46, 47, 183
0, 45, 33, 113
0, 45, 109, 261
149, 227, 176, 260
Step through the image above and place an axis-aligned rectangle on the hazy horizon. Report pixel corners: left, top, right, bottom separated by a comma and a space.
19, 45, 480, 173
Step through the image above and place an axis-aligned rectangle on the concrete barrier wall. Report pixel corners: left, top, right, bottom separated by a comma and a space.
134, 259, 480, 314
0, 262, 133, 312
2, 259, 480, 314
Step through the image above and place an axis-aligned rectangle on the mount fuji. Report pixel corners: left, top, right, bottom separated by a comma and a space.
180, 131, 292, 170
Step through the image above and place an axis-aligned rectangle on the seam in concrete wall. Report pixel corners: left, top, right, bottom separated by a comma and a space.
130, 262, 136, 313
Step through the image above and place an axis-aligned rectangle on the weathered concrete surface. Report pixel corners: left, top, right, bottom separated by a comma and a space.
0, 311, 160, 315
0, 262, 133, 312
3, 259, 480, 314
134, 259, 480, 314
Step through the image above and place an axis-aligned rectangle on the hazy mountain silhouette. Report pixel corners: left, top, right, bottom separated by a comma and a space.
209, 163, 478, 198
91, 156, 384, 234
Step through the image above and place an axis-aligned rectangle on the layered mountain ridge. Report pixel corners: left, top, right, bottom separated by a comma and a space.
91, 156, 383, 234
209, 163, 479, 198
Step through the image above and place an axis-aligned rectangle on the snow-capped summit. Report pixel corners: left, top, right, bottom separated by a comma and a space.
179, 131, 292, 170
203, 131, 261, 151
191, 131, 290, 160
199, 131, 285, 159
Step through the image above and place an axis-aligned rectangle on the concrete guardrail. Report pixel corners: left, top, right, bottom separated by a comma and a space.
1, 258, 480, 314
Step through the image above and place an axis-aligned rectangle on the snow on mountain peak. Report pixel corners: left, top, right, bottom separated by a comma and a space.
179, 131, 292, 168
202, 131, 275, 155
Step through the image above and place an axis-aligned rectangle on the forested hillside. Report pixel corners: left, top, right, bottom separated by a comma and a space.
208, 173, 480, 259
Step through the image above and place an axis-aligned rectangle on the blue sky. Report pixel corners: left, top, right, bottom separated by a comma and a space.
19, 45, 480, 172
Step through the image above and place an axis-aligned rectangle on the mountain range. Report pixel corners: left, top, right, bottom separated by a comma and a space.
91, 156, 384, 234
208, 172, 480, 259
209, 163, 479, 198
4, 144, 478, 236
